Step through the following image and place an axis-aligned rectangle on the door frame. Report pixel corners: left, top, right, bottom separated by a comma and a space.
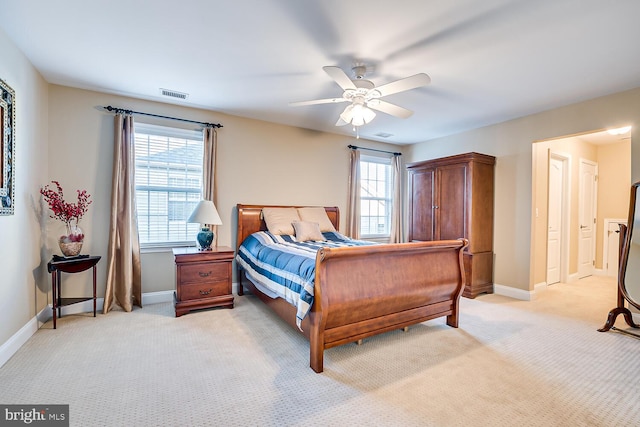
603, 218, 627, 276
547, 150, 571, 285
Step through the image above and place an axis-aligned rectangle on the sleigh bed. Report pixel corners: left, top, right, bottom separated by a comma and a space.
235, 204, 468, 373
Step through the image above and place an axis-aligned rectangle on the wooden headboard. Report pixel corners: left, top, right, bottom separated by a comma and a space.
236, 204, 340, 251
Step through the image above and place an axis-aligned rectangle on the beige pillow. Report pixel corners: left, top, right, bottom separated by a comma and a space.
292, 221, 326, 242
297, 207, 336, 232
262, 208, 300, 235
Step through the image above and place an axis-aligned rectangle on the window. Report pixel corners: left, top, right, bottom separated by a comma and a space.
134, 123, 204, 248
360, 155, 393, 238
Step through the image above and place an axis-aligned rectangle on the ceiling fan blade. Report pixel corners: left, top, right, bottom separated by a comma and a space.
289, 97, 347, 107
375, 73, 431, 97
323, 66, 357, 91
368, 100, 413, 119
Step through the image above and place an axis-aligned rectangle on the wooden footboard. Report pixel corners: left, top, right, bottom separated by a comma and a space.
235, 204, 468, 373
309, 239, 467, 372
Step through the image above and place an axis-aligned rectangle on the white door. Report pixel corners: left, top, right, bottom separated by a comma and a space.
547, 156, 564, 285
578, 159, 597, 278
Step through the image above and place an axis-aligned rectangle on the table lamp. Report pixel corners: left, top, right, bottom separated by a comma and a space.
187, 200, 222, 251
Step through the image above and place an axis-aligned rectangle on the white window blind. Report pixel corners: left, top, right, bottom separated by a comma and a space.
360, 155, 393, 238
134, 123, 204, 248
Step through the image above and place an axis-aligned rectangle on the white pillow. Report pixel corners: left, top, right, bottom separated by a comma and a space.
262, 208, 300, 235
292, 221, 326, 242
297, 207, 336, 232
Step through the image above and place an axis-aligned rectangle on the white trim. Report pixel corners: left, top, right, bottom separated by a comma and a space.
534, 281, 548, 294
0, 313, 41, 368
603, 218, 627, 277
494, 283, 536, 301
0, 290, 177, 369
140, 246, 184, 254
142, 291, 174, 305
55, 299, 102, 317
548, 150, 572, 285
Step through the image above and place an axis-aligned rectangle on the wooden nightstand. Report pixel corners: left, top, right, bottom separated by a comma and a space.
173, 246, 234, 317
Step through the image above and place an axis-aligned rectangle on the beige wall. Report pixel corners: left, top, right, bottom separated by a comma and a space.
595, 141, 631, 268
4, 22, 640, 353
407, 88, 640, 292
46, 85, 405, 298
0, 28, 49, 347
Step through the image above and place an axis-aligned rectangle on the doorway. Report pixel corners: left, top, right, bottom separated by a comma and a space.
533, 127, 631, 289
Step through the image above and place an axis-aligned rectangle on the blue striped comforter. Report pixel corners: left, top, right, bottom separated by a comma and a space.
236, 231, 375, 328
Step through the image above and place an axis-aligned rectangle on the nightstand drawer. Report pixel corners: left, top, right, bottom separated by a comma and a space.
180, 280, 229, 301
179, 262, 229, 284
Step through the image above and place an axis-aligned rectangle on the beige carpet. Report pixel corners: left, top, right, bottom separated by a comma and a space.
0, 276, 639, 426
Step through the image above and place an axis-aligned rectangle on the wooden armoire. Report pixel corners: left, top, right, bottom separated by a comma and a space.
407, 152, 495, 298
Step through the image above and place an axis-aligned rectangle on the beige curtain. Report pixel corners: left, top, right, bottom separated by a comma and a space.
346, 149, 361, 239
202, 126, 218, 245
103, 113, 142, 313
389, 154, 403, 243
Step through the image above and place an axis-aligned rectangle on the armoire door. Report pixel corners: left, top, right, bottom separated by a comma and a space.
408, 168, 435, 241
435, 164, 467, 241
406, 152, 495, 299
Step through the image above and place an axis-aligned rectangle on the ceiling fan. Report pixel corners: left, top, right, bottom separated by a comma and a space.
290, 65, 431, 127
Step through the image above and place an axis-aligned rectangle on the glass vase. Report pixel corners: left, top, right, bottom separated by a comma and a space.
58, 223, 84, 257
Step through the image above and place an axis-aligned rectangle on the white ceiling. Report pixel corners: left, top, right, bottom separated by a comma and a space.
2, 0, 640, 145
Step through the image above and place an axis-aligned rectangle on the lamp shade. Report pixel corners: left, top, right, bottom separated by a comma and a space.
187, 200, 222, 251
188, 200, 222, 226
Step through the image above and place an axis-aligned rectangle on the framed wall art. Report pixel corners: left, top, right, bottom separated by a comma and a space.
0, 79, 15, 215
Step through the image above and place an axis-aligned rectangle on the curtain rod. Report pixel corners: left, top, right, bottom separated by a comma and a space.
102, 105, 222, 128
348, 144, 401, 156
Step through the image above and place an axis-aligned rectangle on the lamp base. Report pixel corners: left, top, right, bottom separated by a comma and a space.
196, 227, 214, 251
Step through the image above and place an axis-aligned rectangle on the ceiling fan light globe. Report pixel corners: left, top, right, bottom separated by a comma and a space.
362, 107, 376, 124
340, 104, 354, 123
352, 115, 365, 127
351, 104, 364, 125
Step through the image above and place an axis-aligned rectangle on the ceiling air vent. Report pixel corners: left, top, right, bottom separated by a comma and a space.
375, 132, 394, 138
160, 88, 189, 100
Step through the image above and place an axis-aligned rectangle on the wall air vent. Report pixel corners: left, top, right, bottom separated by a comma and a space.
160, 88, 189, 100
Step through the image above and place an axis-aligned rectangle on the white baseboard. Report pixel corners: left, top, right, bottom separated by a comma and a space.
567, 273, 580, 283
141, 290, 174, 305
493, 283, 536, 301
0, 314, 41, 369
0, 289, 178, 369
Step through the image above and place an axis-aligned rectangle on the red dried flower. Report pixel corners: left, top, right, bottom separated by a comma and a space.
40, 181, 92, 228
